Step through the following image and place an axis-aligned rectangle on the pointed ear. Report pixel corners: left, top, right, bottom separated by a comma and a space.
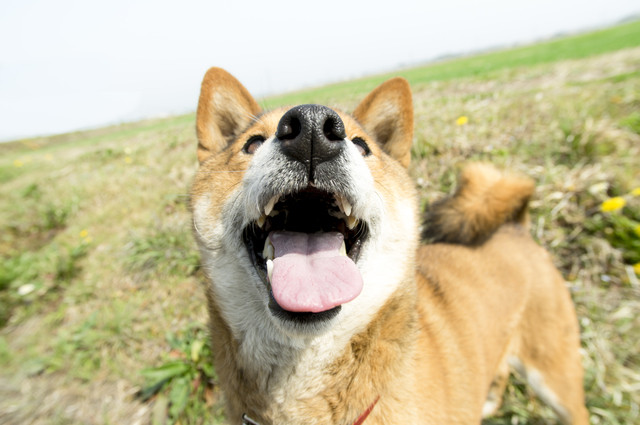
353, 78, 414, 168
196, 67, 262, 163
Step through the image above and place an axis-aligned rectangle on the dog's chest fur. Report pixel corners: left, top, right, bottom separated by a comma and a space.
205, 279, 420, 424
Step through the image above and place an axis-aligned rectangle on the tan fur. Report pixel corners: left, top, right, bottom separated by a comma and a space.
353, 77, 414, 168
190, 68, 589, 424
196, 67, 262, 163
422, 163, 535, 245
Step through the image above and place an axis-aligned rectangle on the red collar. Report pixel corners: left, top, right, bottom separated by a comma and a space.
241, 397, 380, 425
353, 397, 380, 425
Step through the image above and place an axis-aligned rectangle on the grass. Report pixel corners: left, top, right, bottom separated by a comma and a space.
1, 20, 639, 424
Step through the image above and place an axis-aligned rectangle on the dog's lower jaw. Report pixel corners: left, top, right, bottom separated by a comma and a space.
206, 276, 420, 425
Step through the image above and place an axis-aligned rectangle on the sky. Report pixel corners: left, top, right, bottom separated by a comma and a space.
0, 0, 638, 142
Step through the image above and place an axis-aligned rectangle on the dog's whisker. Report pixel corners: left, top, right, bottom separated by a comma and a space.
245, 112, 265, 126
193, 217, 206, 241
200, 169, 249, 173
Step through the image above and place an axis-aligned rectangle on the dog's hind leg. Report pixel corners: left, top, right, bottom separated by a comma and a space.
512, 274, 589, 425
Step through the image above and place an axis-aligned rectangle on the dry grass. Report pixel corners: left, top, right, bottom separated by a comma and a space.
1, 38, 639, 424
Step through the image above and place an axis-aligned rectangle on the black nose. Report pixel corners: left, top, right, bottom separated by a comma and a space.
276, 104, 346, 180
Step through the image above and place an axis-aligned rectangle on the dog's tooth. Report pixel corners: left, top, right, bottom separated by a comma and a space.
335, 194, 352, 217
342, 199, 352, 217
264, 196, 278, 216
267, 259, 274, 281
256, 214, 266, 228
346, 215, 358, 230
340, 240, 347, 257
262, 237, 274, 260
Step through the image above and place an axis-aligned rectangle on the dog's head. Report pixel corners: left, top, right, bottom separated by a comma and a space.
191, 68, 418, 343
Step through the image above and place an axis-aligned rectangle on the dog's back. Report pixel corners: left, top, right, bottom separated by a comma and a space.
414, 164, 588, 424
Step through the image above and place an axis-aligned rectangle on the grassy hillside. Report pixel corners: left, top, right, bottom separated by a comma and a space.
263, 19, 640, 108
1, 21, 639, 424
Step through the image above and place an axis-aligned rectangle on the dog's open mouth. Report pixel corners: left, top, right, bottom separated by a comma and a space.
242, 187, 369, 322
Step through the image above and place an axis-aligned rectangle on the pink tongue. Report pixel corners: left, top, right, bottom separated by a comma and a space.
268, 231, 363, 313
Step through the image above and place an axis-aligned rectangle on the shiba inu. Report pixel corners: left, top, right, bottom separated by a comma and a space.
190, 68, 589, 424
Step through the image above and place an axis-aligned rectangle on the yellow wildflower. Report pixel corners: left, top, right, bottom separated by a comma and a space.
456, 116, 469, 126
600, 197, 626, 212
635, 224, 640, 238
79, 229, 89, 238
14, 159, 23, 167
631, 188, 640, 197
125, 156, 132, 164
634, 263, 640, 275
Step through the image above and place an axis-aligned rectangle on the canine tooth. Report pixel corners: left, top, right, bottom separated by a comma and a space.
256, 214, 266, 228
267, 259, 274, 281
342, 199, 352, 217
340, 240, 347, 256
262, 237, 274, 260
264, 196, 278, 216
335, 194, 352, 217
345, 216, 358, 230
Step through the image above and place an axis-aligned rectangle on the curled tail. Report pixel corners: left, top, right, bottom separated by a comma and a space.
422, 163, 535, 245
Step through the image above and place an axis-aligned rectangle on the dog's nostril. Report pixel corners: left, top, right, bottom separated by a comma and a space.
323, 118, 345, 141
278, 117, 302, 141
275, 105, 346, 181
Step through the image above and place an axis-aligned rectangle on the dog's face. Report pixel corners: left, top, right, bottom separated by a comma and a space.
191, 68, 418, 346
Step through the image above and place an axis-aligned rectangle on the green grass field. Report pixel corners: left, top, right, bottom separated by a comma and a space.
1, 20, 639, 425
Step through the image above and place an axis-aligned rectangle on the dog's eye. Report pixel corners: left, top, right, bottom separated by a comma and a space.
243, 135, 266, 154
352, 137, 371, 156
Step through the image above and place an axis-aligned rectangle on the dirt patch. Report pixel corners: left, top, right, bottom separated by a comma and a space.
0, 372, 150, 425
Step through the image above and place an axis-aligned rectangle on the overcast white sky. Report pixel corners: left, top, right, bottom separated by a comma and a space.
0, 0, 638, 141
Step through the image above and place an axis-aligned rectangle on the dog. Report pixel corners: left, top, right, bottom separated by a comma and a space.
190, 67, 589, 424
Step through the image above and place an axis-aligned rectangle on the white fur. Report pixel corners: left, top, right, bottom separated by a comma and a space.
192, 136, 417, 403
508, 356, 570, 423
526, 368, 570, 423
481, 399, 500, 417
